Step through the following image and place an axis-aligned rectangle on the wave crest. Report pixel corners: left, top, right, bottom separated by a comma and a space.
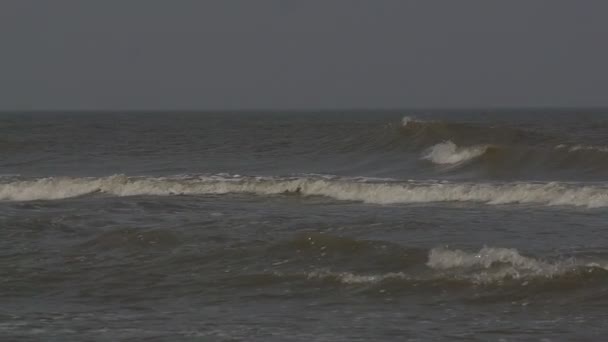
2, 174, 608, 208
422, 141, 490, 165
262, 246, 608, 287
428, 246, 554, 274
555, 144, 608, 153
427, 246, 608, 284
400, 116, 425, 127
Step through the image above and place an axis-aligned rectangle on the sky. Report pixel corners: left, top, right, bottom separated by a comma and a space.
1, 0, 607, 110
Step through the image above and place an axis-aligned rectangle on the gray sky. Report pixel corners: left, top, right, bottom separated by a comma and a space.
1, 1, 607, 110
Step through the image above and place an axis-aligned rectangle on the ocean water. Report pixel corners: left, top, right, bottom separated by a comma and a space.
1, 110, 608, 341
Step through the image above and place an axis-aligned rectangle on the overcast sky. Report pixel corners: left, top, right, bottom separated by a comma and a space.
1, 1, 607, 110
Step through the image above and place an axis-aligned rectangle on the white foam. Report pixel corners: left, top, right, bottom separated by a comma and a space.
401, 116, 420, 127
305, 270, 407, 284
0, 176, 110, 201
422, 141, 489, 165
555, 144, 608, 153
293, 246, 608, 285
2, 175, 608, 208
427, 247, 553, 273
427, 246, 608, 283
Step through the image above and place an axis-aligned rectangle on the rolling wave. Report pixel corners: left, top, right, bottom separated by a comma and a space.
2, 174, 608, 208
395, 116, 608, 178
398, 116, 547, 147
243, 241, 608, 288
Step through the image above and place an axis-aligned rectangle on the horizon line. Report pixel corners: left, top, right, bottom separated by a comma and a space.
1, 106, 608, 114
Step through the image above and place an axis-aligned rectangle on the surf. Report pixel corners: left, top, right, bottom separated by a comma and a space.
3, 174, 608, 208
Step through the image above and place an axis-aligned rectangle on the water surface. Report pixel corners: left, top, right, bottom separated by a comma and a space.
1, 110, 607, 341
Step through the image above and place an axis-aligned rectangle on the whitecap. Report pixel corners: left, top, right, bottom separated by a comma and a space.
422, 141, 489, 165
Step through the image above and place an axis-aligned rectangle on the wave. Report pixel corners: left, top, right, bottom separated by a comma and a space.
555, 144, 608, 153
422, 141, 491, 165
426, 246, 571, 284
2, 174, 608, 208
246, 245, 608, 288
398, 116, 548, 148
400, 116, 424, 127
396, 117, 608, 177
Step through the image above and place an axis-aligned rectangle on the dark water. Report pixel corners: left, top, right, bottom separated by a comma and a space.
1, 110, 608, 341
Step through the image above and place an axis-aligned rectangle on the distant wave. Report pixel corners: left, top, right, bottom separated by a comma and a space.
400, 116, 425, 127
2, 174, 608, 208
422, 141, 490, 165
283, 117, 608, 179
398, 116, 546, 148
395, 117, 608, 176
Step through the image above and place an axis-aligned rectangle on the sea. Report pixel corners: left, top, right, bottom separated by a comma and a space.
1, 109, 608, 341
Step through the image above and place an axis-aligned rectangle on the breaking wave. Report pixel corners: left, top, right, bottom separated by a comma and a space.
2, 174, 608, 208
422, 141, 491, 165
400, 116, 425, 127
252, 245, 608, 288
426, 246, 580, 284
395, 117, 608, 178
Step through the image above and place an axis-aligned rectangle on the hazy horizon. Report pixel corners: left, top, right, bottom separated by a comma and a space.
2, 1, 608, 110
2, 106, 608, 114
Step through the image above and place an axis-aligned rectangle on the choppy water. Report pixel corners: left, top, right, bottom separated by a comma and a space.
2, 110, 608, 341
